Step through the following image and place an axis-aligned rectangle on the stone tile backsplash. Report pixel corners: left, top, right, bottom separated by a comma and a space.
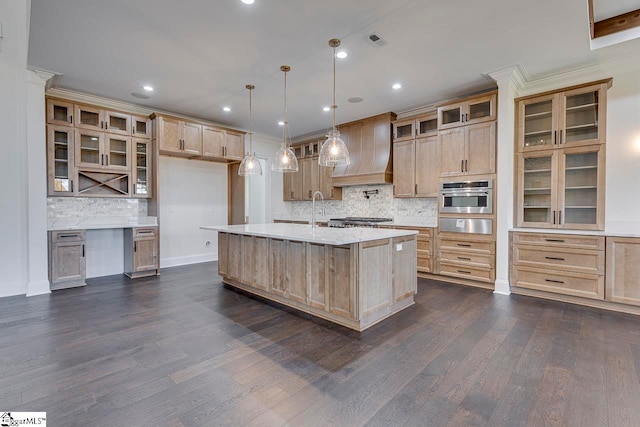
47, 198, 148, 218
284, 184, 437, 219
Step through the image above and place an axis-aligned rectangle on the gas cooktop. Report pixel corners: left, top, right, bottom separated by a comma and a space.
328, 217, 394, 228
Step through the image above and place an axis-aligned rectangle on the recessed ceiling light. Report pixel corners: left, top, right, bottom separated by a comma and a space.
130, 92, 150, 99
336, 51, 348, 59
323, 106, 331, 112
223, 106, 231, 112
392, 83, 402, 90
241, 0, 254, 4
278, 121, 285, 126
143, 85, 154, 92
348, 97, 364, 103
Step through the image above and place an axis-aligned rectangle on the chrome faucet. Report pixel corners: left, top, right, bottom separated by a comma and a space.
312, 191, 325, 228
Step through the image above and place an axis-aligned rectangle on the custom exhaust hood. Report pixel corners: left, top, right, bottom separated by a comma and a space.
330, 112, 396, 187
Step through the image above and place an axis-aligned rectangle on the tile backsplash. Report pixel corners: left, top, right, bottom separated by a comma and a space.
47, 197, 148, 218
283, 184, 437, 219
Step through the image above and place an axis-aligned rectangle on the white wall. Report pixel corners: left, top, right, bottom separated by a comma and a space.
0, 1, 30, 297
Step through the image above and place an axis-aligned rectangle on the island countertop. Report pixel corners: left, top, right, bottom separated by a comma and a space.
201, 223, 418, 245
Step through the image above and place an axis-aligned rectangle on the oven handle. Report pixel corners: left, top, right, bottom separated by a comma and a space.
440, 190, 491, 197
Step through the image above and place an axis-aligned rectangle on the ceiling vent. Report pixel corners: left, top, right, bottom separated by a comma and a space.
366, 32, 388, 47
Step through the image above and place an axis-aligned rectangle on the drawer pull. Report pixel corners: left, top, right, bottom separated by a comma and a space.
137, 230, 154, 234
545, 239, 565, 243
457, 257, 471, 261
545, 279, 564, 284
59, 234, 79, 238
457, 269, 471, 274
544, 256, 565, 261
457, 243, 472, 247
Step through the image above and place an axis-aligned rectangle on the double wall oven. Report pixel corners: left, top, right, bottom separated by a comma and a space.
439, 179, 493, 234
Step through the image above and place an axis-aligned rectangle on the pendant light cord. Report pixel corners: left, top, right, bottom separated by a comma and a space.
332, 45, 337, 132
248, 85, 253, 154
283, 70, 288, 148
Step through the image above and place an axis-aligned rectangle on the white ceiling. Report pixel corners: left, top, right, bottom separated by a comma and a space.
28, 0, 640, 139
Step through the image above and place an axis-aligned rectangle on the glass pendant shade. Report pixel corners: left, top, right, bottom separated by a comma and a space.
319, 129, 350, 166
238, 152, 262, 176
238, 84, 262, 176
319, 38, 350, 167
273, 145, 298, 172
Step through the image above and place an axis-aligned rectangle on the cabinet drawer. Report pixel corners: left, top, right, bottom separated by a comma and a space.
439, 262, 493, 282
440, 250, 493, 268
417, 252, 431, 273
134, 227, 157, 238
513, 232, 604, 250
514, 245, 603, 274
513, 267, 604, 300
439, 238, 494, 254
51, 230, 86, 243
417, 237, 432, 251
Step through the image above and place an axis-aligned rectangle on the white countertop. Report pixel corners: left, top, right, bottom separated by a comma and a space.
272, 214, 437, 228
201, 223, 418, 245
48, 216, 158, 231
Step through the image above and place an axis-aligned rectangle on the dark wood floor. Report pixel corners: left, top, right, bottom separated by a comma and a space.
1, 262, 640, 426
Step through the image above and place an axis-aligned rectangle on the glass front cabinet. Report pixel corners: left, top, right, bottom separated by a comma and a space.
133, 139, 152, 198
516, 79, 610, 231
47, 125, 75, 196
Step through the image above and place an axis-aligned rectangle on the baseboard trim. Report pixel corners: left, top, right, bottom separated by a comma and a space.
160, 253, 217, 268
493, 279, 511, 295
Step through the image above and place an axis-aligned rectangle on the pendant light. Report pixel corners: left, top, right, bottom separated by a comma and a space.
238, 84, 263, 176
318, 38, 350, 167
272, 65, 299, 172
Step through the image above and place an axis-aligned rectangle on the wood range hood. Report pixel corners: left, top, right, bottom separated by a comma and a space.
331, 112, 397, 187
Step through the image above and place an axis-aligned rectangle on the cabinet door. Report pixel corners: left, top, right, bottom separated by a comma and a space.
74, 104, 104, 131
465, 94, 495, 126
319, 164, 337, 200
270, 238, 287, 297
465, 121, 496, 176
517, 151, 559, 228
558, 145, 605, 230
158, 116, 182, 154
224, 131, 245, 160
47, 99, 74, 126
307, 243, 327, 310
329, 244, 356, 319
105, 111, 131, 136
393, 140, 415, 197
132, 115, 152, 139
104, 135, 131, 171
439, 127, 465, 177
415, 135, 439, 197
202, 126, 225, 158
560, 84, 606, 147
47, 125, 75, 196
302, 157, 319, 200
393, 118, 415, 142
133, 234, 158, 272
518, 94, 558, 151
75, 129, 104, 169
438, 102, 463, 130
51, 241, 85, 284
415, 113, 438, 138
606, 237, 640, 306
133, 138, 152, 197
286, 240, 307, 303
181, 122, 202, 156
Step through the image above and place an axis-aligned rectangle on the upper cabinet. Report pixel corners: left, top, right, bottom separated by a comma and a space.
439, 121, 496, 177
74, 104, 132, 136
515, 79, 611, 230
392, 112, 439, 197
47, 125, 75, 196
75, 129, 131, 171
283, 139, 341, 201
438, 93, 496, 130
518, 81, 609, 152
132, 115, 152, 139
155, 115, 202, 157
47, 99, 74, 126
201, 126, 245, 161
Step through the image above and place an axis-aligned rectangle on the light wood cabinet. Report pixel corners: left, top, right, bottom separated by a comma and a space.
393, 135, 439, 198
438, 93, 496, 130
124, 227, 159, 278
517, 144, 605, 230
283, 140, 341, 201
437, 233, 495, 283
131, 115, 152, 139
439, 121, 495, 177
48, 230, 86, 290
74, 104, 132, 136
47, 125, 76, 196
606, 237, 640, 307
511, 231, 605, 300
392, 113, 438, 142
302, 157, 319, 200
242, 235, 269, 291
75, 129, 131, 172
156, 115, 202, 157
287, 240, 307, 303
132, 138, 152, 198
517, 81, 609, 152
47, 99, 74, 126
201, 126, 245, 161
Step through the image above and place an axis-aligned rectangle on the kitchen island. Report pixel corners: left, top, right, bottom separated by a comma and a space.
201, 223, 418, 331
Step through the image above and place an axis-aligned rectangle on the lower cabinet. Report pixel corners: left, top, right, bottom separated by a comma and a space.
124, 227, 159, 278
511, 231, 605, 300
380, 226, 434, 274
48, 230, 86, 290
606, 237, 640, 306
437, 233, 495, 283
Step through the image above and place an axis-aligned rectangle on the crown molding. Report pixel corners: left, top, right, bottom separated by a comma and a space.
26, 69, 55, 87
486, 63, 528, 95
